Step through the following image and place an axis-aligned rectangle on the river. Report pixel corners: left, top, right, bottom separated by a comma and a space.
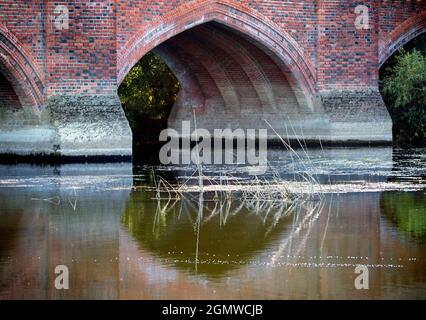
0, 147, 425, 299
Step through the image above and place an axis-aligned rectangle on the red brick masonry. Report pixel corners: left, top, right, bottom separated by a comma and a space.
0, 1, 424, 157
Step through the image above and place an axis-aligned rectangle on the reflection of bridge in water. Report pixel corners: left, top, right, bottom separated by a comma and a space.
0, 149, 425, 299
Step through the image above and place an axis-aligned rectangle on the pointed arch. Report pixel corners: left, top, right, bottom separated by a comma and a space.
0, 24, 45, 113
117, 0, 316, 109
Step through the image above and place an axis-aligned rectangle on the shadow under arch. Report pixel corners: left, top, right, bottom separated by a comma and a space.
120, 188, 294, 278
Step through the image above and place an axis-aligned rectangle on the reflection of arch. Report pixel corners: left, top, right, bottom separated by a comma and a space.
121, 189, 291, 277
379, 11, 426, 67
0, 24, 44, 112
117, 0, 316, 106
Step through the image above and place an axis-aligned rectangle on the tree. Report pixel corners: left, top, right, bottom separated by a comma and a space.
118, 52, 180, 131
381, 49, 426, 147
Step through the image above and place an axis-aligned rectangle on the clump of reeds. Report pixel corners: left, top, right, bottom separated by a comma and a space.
142, 117, 328, 237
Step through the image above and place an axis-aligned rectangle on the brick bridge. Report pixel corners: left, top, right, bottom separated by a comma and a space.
0, 1, 424, 158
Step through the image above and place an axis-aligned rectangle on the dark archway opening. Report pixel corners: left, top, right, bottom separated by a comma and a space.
0, 72, 23, 133
118, 52, 180, 163
119, 22, 309, 164
0, 72, 22, 110
379, 33, 426, 148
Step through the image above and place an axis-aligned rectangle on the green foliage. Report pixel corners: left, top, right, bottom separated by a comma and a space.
118, 52, 180, 130
381, 48, 426, 147
381, 192, 426, 241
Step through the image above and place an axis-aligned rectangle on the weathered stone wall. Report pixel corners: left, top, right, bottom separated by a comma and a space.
44, 95, 132, 157
319, 89, 392, 142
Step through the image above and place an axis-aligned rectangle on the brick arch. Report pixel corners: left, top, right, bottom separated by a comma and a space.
0, 24, 45, 113
379, 11, 426, 67
117, 0, 316, 103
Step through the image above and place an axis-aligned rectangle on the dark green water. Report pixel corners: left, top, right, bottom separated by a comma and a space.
0, 148, 425, 299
